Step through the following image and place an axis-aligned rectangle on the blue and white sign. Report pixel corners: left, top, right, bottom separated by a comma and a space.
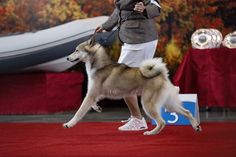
152, 94, 200, 125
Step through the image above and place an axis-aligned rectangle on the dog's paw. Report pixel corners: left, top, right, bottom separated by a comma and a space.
92, 104, 102, 113
63, 121, 76, 129
143, 131, 150, 135
63, 123, 70, 128
195, 125, 202, 132
143, 131, 156, 136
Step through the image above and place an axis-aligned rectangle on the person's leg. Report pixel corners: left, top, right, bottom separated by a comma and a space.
118, 43, 146, 121
124, 95, 142, 120
117, 40, 158, 131
119, 95, 148, 131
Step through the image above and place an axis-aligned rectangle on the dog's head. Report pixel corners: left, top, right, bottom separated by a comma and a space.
67, 39, 102, 62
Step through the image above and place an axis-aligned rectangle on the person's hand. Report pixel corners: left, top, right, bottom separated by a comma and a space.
95, 26, 104, 33
134, 2, 145, 13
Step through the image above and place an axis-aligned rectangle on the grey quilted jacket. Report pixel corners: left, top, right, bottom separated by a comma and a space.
102, 0, 161, 44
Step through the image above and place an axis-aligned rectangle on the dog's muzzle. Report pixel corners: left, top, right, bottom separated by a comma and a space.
67, 57, 79, 62
67, 52, 80, 62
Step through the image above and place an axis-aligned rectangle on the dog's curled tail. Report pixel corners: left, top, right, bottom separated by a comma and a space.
139, 58, 169, 79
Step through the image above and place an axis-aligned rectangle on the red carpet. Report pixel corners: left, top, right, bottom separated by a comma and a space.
0, 122, 236, 157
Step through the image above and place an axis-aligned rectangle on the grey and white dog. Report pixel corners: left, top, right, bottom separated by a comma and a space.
63, 40, 201, 135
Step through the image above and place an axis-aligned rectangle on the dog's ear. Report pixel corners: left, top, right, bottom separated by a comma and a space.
88, 37, 95, 47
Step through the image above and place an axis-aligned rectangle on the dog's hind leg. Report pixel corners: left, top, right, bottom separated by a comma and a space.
141, 91, 167, 135
165, 96, 202, 132
63, 95, 96, 128
143, 105, 165, 135
174, 105, 201, 132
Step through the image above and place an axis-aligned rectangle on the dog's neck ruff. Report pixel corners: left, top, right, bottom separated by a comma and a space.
85, 46, 114, 73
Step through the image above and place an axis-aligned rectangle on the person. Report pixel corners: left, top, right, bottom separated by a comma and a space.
95, 0, 161, 131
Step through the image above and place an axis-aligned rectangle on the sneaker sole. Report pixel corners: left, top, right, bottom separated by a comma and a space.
118, 127, 148, 131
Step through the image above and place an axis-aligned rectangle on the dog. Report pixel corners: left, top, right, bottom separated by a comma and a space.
63, 39, 202, 135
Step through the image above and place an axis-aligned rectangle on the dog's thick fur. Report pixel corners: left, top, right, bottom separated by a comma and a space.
63, 40, 201, 135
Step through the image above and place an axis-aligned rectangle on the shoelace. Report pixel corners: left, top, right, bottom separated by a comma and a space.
124, 118, 143, 130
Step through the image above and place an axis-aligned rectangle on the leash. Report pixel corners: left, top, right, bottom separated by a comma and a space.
89, 0, 155, 46
88, 11, 135, 47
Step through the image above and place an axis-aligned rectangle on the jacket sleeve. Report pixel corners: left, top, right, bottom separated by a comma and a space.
102, 8, 119, 31
143, 0, 161, 18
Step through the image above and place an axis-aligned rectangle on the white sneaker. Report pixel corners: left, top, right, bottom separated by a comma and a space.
118, 117, 148, 131
121, 116, 133, 123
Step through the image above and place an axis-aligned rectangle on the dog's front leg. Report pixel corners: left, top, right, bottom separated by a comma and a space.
63, 96, 96, 128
